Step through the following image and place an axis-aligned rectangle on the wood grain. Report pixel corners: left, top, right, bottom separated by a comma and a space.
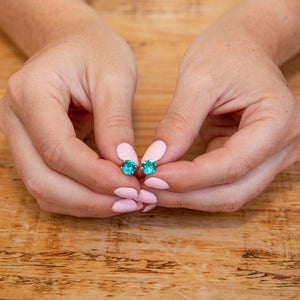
0, 0, 300, 299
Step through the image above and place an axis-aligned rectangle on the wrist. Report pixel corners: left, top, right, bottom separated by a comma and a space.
0, 0, 107, 56
222, 0, 300, 65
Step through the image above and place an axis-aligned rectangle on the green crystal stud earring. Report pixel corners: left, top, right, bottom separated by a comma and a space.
121, 160, 137, 175
141, 160, 157, 175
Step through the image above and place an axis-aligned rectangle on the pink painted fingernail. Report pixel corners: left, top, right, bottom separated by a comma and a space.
112, 199, 140, 213
143, 204, 156, 213
114, 187, 138, 199
142, 140, 167, 163
144, 178, 169, 190
136, 189, 157, 204
117, 143, 139, 166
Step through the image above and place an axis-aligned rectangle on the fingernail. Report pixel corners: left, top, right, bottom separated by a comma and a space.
112, 199, 140, 213
144, 178, 169, 190
142, 140, 167, 163
117, 143, 139, 166
136, 189, 157, 204
114, 187, 138, 199
143, 204, 156, 212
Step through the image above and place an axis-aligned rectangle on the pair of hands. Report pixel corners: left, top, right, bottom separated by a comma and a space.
1, 6, 300, 218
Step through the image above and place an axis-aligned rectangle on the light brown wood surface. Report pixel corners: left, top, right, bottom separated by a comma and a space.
0, 1, 300, 299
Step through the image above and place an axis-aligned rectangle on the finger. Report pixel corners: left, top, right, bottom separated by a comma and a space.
144, 96, 300, 192
38, 197, 144, 216
92, 69, 139, 166
8, 80, 140, 195
145, 143, 297, 212
0, 99, 140, 217
142, 73, 220, 165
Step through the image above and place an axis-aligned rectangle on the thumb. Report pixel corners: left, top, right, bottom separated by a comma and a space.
142, 76, 218, 165
92, 74, 139, 169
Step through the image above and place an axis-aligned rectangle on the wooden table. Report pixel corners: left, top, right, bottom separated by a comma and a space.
0, 1, 299, 299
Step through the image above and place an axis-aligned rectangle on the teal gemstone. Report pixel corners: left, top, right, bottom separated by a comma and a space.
141, 160, 157, 175
121, 160, 137, 175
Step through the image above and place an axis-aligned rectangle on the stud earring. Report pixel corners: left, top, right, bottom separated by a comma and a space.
121, 160, 137, 175
141, 159, 157, 175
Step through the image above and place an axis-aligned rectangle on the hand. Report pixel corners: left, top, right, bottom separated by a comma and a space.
141, 2, 300, 212
0, 18, 143, 217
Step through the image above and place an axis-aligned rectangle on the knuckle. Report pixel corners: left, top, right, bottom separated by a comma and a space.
7, 71, 25, 103
161, 110, 190, 133
40, 139, 65, 171
224, 156, 251, 184
173, 193, 188, 208
102, 113, 133, 131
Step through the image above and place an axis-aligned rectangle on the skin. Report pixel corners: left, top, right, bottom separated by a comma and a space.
143, 0, 300, 211
0, 0, 140, 217
0, 0, 300, 216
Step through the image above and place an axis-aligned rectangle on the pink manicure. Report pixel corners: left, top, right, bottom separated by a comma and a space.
143, 204, 156, 213
117, 143, 139, 166
142, 140, 167, 163
136, 189, 157, 204
144, 178, 169, 190
112, 199, 140, 213
114, 187, 138, 199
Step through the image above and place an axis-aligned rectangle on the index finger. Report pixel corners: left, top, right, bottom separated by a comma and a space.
144, 97, 300, 192
10, 84, 140, 195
